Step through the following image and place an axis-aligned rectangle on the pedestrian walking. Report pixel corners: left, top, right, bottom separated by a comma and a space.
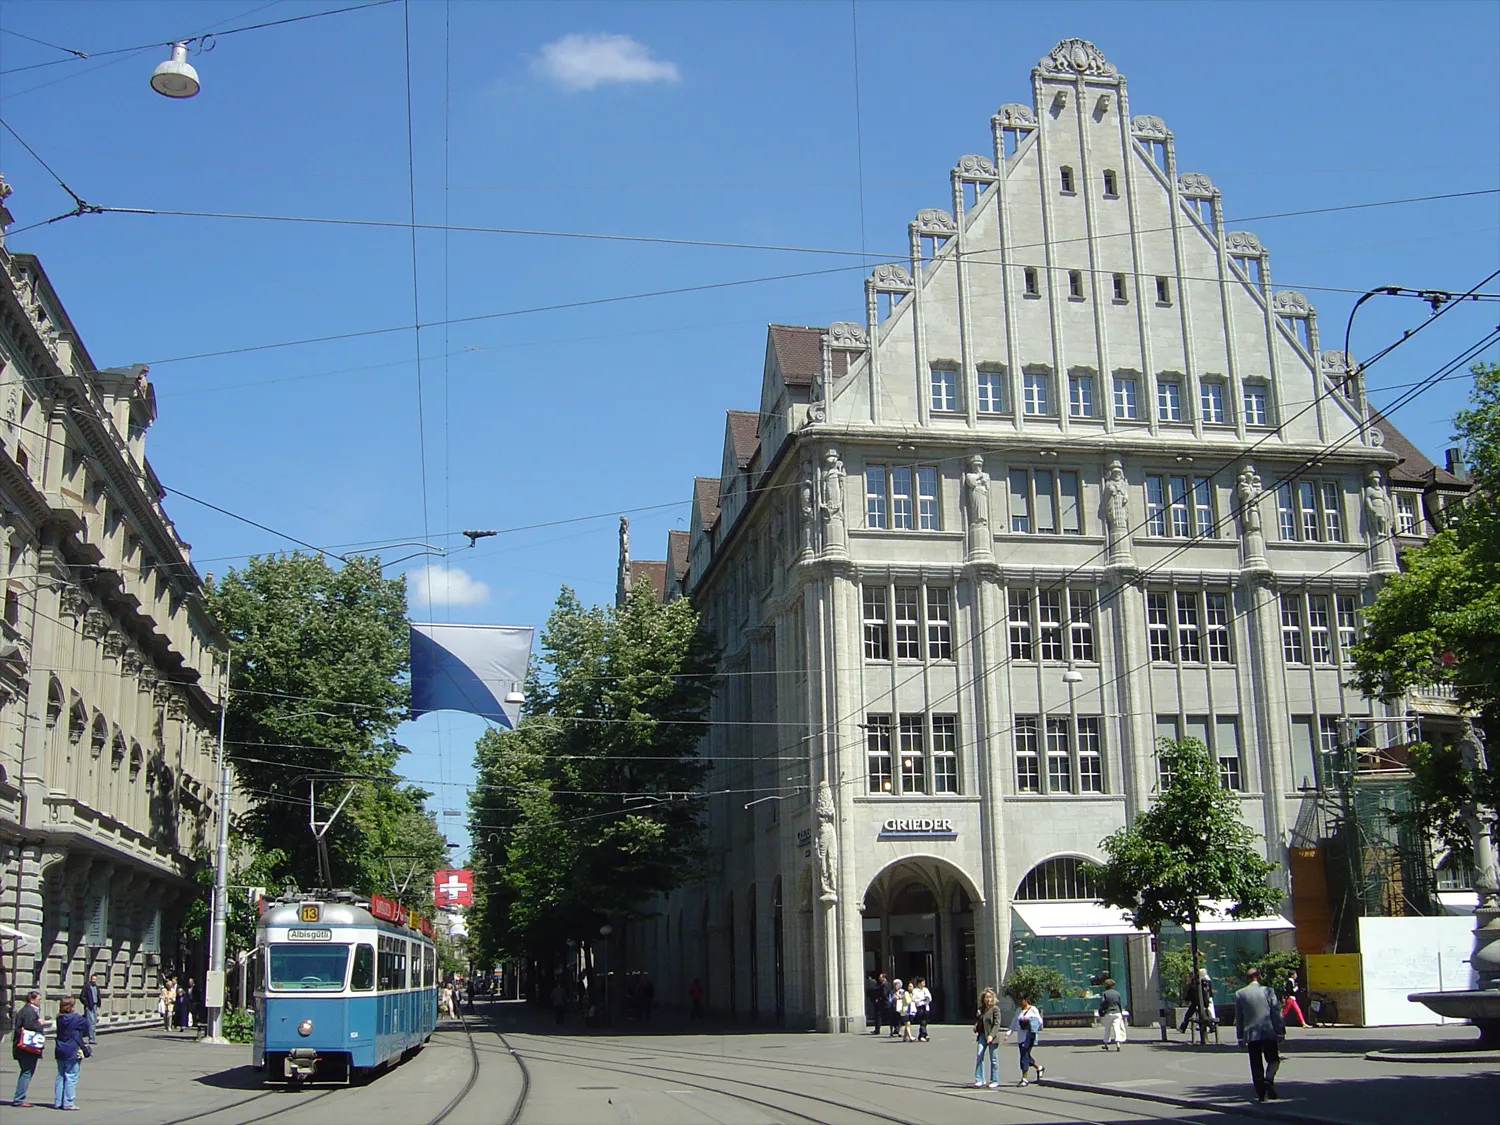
867, 972, 886, 1034
912, 977, 932, 1042
888, 979, 903, 1038
1098, 978, 1127, 1050
158, 979, 175, 1031
550, 981, 569, 1025
11, 990, 44, 1107
438, 984, 454, 1019
689, 978, 705, 1019
80, 975, 101, 1045
1280, 970, 1306, 1028
1003, 996, 1045, 1086
897, 982, 916, 1041
1234, 967, 1285, 1102
175, 979, 195, 1032
1178, 968, 1215, 1034
52, 996, 90, 1111
972, 987, 1001, 1088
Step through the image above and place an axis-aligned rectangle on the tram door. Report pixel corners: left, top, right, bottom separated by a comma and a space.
250, 946, 265, 1068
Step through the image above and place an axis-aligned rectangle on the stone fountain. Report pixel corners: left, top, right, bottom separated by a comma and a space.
1408, 725, 1500, 1047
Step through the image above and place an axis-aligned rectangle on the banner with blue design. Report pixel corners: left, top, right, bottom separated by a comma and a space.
410, 623, 534, 728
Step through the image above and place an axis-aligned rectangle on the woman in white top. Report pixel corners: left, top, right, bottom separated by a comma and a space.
1003, 996, 1045, 1086
911, 977, 933, 1042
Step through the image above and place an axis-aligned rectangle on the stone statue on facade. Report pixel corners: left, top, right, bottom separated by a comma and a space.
819, 447, 847, 555
963, 455, 992, 559
1104, 459, 1132, 564
1364, 468, 1398, 571
1459, 724, 1500, 914
1237, 464, 1266, 564
799, 461, 817, 558
814, 781, 839, 904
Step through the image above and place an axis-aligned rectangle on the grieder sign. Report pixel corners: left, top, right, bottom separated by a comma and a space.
879, 817, 958, 839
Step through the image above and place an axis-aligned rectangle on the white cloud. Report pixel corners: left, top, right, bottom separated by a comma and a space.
533, 33, 680, 92
408, 564, 491, 608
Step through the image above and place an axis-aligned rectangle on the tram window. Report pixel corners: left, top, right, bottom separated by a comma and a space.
351, 943, 375, 991
377, 935, 398, 991
426, 947, 435, 989
268, 945, 350, 991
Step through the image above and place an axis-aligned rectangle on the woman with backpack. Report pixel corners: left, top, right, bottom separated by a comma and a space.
972, 988, 1001, 1088
1004, 995, 1045, 1086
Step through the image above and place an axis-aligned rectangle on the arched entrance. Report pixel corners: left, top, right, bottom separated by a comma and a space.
861, 857, 981, 1023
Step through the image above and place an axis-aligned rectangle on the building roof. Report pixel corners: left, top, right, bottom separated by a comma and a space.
768, 324, 824, 388
694, 476, 721, 529
631, 560, 668, 602
1370, 409, 1466, 489
668, 529, 690, 582
726, 410, 760, 469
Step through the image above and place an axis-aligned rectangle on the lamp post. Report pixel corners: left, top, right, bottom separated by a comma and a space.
205, 645, 231, 1043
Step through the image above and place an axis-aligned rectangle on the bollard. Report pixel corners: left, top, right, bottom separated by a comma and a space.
1159, 1007, 1170, 1042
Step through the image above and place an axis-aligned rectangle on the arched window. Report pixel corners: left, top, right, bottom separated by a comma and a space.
129, 742, 144, 780
47, 678, 64, 726
111, 728, 126, 769
69, 698, 87, 743
1015, 856, 1098, 902
90, 713, 107, 758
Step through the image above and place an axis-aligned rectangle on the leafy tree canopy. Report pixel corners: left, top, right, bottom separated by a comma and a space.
207, 552, 445, 905
469, 585, 718, 965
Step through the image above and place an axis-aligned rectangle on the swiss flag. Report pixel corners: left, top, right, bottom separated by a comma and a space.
433, 868, 474, 908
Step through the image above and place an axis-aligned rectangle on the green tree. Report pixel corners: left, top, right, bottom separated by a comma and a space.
469, 584, 718, 969
1084, 738, 1282, 1043
207, 552, 445, 900
1350, 362, 1500, 853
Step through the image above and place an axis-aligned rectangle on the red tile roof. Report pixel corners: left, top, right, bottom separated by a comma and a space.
727, 410, 760, 469
631, 560, 668, 602
694, 476, 721, 529
768, 324, 824, 388
1369, 409, 1466, 488
668, 529, 690, 582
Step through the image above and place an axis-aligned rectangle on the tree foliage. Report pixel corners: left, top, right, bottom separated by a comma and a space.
1085, 739, 1282, 933
207, 553, 445, 902
1350, 363, 1500, 830
469, 585, 718, 966
1000, 964, 1067, 1006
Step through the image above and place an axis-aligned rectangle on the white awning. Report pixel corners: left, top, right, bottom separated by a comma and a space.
0, 923, 36, 948
1012, 901, 1294, 937
1165, 901, 1295, 934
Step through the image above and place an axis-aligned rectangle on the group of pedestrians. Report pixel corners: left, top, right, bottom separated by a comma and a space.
866, 972, 932, 1041
157, 976, 199, 1033
10, 988, 92, 1111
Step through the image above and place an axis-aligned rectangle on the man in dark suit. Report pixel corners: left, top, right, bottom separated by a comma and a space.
81, 974, 102, 1044
10, 990, 43, 1107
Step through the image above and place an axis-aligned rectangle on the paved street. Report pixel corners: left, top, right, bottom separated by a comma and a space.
5, 1001, 1493, 1125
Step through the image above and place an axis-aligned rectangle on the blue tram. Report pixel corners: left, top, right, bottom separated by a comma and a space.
253, 892, 438, 1084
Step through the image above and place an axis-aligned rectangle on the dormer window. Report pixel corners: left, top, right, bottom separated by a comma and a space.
1060, 166, 1076, 194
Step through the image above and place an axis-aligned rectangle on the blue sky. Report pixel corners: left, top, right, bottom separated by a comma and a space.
2, 1, 1497, 862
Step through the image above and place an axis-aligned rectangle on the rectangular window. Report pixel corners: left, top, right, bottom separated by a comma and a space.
1205, 592, 1232, 662
1319, 716, 1341, 786
1009, 470, 1031, 533
1037, 590, 1064, 661
1201, 380, 1226, 424
1068, 270, 1085, 299
1023, 267, 1039, 296
916, 467, 939, 530
1177, 592, 1202, 663
1046, 717, 1073, 793
1069, 374, 1095, 418
1147, 592, 1173, 661
891, 467, 915, 530
1281, 594, 1305, 664
1276, 483, 1297, 540
1059, 471, 1082, 534
1321, 482, 1344, 542
930, 367, 958, 413
1009, 588, 1033, 660
894, 586, 921, 660
1060, 166, 1076, 193
1034, 469, 1056, 534
866, 466, 888, 529
1336, 594, 1359, 657
1102, 169, 1119, 197
1145, 475, 1167, 536
1077, 716, 1103, 792
1216, 717, 1242, 791
1193, 477, 1215, 536
1069, 589, 1096, 662
1015, 716, 1040, 793
899, 715, 926, 794
932, 715, 958, 794
1114, 375, 1139, 420
1023, 372, 1051, 416
1308, 595, 1333, 664
1394, 492, 1419, 535
977, 369, 1005, 414
866, 715, 892, 793
1244, 383, 1269, 426
1169, 475, 1191, 537
1157, 379, 1183, 422
1156, 276, 1172, 305
926, 587, 953, 660
862, 585, 889, 660
1156, 715, 1180, 787
1299, 481, 1320, 541
1112, 273, 1128, 301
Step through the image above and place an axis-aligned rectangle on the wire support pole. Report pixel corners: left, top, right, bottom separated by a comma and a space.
206, 643, 232, 1043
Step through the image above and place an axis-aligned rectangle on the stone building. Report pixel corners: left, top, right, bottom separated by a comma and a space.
618, 40, 1466, 1031
0, 179, 227, 1026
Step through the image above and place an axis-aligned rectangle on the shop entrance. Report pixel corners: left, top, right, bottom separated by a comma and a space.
861, 857, 979, 1024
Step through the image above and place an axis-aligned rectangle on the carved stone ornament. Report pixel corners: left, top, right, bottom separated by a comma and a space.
81, 608, 110, 640
1273, 290, 1310, 316
1038, 38, 1118, 78
166, 695, 188, 722
136, 666, 158, 693
814, 781, 839, 904
59, 587, 88, 619
1131, 114, 1171, 138
1321, 350, 1352, 375
153, 682, 175, 709
826, 321, 868, 349
914, 208, 957, 235
1224, 231, 1264, 255
955, 153, 998, 179
1368, 428, 1385, 448
868, 263, 913, 291
1178, 172, 1216, 198
102, 632, 125, 661
995, 103, 1037, 128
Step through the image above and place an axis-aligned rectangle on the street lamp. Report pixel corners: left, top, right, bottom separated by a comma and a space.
150, 43, 200, 98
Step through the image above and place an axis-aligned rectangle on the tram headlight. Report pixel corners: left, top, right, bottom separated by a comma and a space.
298, 1019, 313, 1037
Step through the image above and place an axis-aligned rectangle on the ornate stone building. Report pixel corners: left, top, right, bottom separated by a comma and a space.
620, 40, 1465, 1030
0, 179, 227, 1026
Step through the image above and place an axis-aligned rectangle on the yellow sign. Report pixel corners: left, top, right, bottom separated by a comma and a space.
299, 904, 321, 923
1307, 953, 1360, 991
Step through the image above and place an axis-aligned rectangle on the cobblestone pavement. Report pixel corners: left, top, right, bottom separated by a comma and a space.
3, 1002, 1491, 1125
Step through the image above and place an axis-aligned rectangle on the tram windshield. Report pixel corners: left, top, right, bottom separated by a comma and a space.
267, 944, 351, 991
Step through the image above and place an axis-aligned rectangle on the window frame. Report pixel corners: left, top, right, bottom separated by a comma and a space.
1113, 374, 1140, 420
1068, 373, 1095, 418
1157, 377, 1184, 422
868, 712, 960, 797
1022, 371, 1052, 416
929, 365, 959, 413
976, 367, 1007, 415
1200, 379, 1227, 425
1007, 469, 1083, 536
1016, 714, 1105, 796
1243, 382, 1270, 426
865, 464, 941, 532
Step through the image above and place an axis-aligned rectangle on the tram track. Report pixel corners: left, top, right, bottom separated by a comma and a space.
426, 1007, 531, 1125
